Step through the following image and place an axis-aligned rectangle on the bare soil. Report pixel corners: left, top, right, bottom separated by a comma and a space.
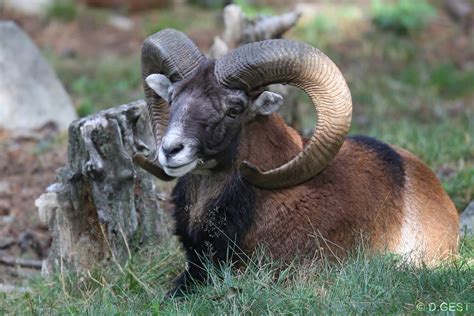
0, 125, 67, 285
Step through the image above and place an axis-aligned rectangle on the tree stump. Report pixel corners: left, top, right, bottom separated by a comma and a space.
35, 100, 169, 275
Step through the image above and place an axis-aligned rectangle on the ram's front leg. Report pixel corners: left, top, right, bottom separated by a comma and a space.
165, 243, 214, 298
166, 228, 241, 297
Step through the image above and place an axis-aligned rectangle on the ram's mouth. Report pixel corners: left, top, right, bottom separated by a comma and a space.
163, 160, 198, 177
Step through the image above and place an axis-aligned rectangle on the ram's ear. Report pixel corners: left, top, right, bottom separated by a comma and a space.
250, 91, 283, 116
145, 74, 173, 102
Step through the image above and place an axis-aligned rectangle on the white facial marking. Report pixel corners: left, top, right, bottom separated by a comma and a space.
163, 160, 198, 177
158, 122, 198, 177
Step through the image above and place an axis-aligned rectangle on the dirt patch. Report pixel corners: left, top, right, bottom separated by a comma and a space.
0, 125, 67, 284
0, 6, 216, 59
0, 8, 144, 58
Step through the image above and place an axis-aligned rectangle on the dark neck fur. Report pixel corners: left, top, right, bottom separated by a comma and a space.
168, 114, 303, 294
173, 114, 302, 242
171, 114, 302, 248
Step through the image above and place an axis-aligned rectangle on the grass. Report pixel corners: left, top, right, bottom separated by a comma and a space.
2, 237, 473, 314
371, 0, 436, 36
48, 54, 143, 117
233, 0, 275, 18
46, 0, 77, 22
142, 5, 216, 37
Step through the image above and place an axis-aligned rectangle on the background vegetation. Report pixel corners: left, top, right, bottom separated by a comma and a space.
1, 0, 473, 313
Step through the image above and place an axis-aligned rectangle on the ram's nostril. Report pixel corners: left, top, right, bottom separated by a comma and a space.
170, 143, 184, 155
163, 142, 184, 158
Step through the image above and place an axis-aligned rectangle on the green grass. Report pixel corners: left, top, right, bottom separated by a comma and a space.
142, 6, 216, 36
2, 237, 473, 314
233, 0, 275, 18
46, 0, 77, 22
371, 0, 436, 36
49, 54, 143, 117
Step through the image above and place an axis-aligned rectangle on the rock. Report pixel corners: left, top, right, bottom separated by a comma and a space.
0, 21, 77, 132
108, 15, 134, 32
459, 201, 474, 236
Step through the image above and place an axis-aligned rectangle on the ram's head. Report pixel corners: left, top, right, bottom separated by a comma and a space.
134, 29, 352, 189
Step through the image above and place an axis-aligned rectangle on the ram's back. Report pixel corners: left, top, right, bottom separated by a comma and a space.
242, 136, 458, 264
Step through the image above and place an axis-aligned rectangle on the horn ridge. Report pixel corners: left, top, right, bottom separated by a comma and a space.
215, 39, 352, 189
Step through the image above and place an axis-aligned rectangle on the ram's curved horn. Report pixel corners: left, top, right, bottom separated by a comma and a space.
137, 29, 206, 180
215, 40, 352, 189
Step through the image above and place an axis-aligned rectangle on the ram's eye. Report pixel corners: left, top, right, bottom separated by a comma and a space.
227, 106, 242, 118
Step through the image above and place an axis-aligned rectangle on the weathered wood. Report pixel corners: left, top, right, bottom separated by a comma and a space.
0, 256, 43, 269
35, 100, 169, 275
444, 0, 473, 33
0, 283, 31, 293
209, 4, 301, 58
